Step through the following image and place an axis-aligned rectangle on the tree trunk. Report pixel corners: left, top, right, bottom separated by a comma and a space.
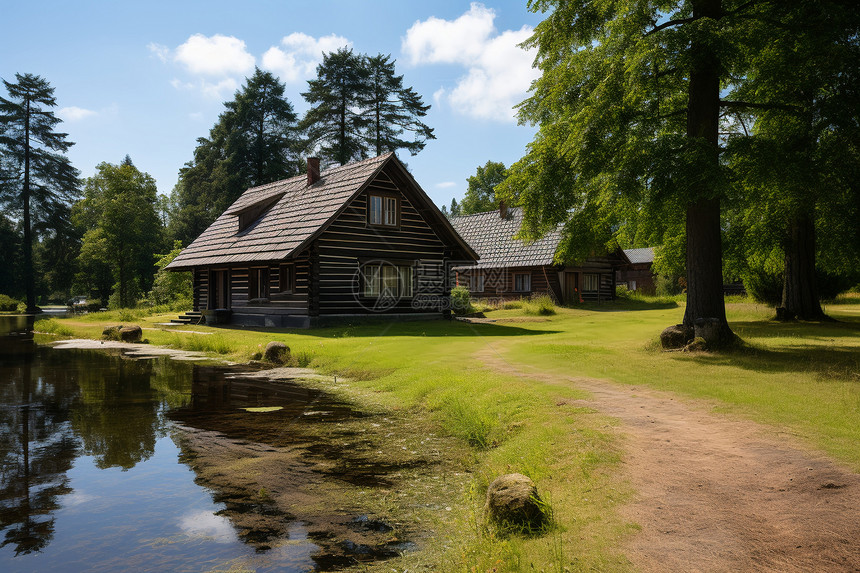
681, 0, 734, 346
23, 96, 37, 313
779, 209, 825, 320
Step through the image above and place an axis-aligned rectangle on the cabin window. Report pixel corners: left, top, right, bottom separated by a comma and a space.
514, 272, 531, 292
248, 267, 270, 300
278, 264, 294, 294
363, 263, 413, 297
368, 194, 398, 226
583, 273, 599, 292
469, 272, 484, 293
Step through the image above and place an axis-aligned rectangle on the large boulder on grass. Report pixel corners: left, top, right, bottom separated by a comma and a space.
102, 325, 121, 340
119, 325, 142, 342
264, 341, 290, 364
485, 473, 546, 530
660, 324, 691, 350
102, 324, 143, 342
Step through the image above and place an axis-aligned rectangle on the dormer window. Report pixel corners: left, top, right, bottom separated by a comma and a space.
369, 194, 398, 226
228, 192, 284, 234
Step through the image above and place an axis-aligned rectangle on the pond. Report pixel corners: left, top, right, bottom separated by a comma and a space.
0, 316, 426, 572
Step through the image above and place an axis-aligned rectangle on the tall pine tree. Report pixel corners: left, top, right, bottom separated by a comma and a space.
302, 50, 435, 165
362, 54, 434, 157
301, 48, 370, 166
169, 69, 300, 246
0, 73, 79, 311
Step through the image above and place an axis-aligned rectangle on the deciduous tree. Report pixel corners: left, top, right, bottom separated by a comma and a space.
74, 161, 162, 308
461, 161, 508, 215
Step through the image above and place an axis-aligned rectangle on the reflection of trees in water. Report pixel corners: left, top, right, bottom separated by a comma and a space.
0, 352, 78, 555
72, 357, 160, 470
0, 347, 193, 555
71, 350, 192, 470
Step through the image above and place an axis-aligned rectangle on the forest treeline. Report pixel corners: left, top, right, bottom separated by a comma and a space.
0, 49, 433, 311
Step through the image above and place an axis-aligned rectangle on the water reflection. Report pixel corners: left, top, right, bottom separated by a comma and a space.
0, 318, 417, 571
0, 346, 191, 558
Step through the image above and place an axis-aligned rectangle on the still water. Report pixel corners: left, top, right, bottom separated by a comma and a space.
0, 317, 404, 572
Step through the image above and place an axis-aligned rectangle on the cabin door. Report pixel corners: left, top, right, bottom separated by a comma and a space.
564, 272, 579, 304
211, 270, 230, 309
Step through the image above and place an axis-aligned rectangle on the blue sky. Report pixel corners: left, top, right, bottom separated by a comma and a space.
1, 0, 545, 210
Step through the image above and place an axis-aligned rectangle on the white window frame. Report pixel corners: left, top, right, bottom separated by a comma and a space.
583, 273, 599, 292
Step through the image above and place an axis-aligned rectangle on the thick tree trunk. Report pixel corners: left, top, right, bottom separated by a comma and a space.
681, 0, 734, 346
778, 209, 825, 321
23, 97, 37, 313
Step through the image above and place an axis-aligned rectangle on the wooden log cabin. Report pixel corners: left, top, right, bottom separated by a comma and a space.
450, 204, 629, 304
166, 154, 478, 327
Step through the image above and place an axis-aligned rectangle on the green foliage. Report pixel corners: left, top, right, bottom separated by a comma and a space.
74, 160, 163, 308
0, 73, 81, 310
170, 69, 300, 245
302, 49, 434, 165
33, 318, 73, 337
742, 266, 782, 307
145, 240, 192, 309
164, 332, 235, 355
722, 1, 860, 316
0, 293, 22, 311
523, 294, 556, 316
450, 285, 473, 315
655, 274, 685, 297
361, 53, 434, 157
460, 161, 508, 215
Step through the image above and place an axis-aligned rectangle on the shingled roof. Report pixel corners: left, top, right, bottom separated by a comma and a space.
450, 207, 563, 269
167, 153, 475, 270
623, 247, 655, 264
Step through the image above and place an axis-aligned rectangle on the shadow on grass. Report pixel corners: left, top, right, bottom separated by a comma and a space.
215, 319, 560, 339
684, 319, 860, 378
564, 298, 681, 312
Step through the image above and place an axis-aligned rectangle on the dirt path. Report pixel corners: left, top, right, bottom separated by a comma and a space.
476, 342, 860, 572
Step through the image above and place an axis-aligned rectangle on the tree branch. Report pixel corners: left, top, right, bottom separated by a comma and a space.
645, 18, 695, 36
720, 100, 803, 113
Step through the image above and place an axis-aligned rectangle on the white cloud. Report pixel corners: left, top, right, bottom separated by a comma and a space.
403, 3, 496, 66
261, 33, 351, 83
147, 42, 170, 63
58, 106, 97, 122
174, 34, 255, 76
402, 3, 539, 122
435, 181, 456, 188
153, 34, 253, 98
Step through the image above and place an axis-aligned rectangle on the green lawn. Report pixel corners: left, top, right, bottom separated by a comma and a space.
35, 294, 860, 571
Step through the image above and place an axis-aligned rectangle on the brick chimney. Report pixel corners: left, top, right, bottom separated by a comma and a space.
307, 157, 320, 186
499, 200, 508, 219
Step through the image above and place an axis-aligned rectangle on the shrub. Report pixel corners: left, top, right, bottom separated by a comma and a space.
655, 275, 684, 296
742, 267, 782, 306
524, 294, 556, 316
450, 285, 473, 315
0, 294, 22, 312
502, 299, 524, 310
34, 318, 74, 337
615, 284, 631, 299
